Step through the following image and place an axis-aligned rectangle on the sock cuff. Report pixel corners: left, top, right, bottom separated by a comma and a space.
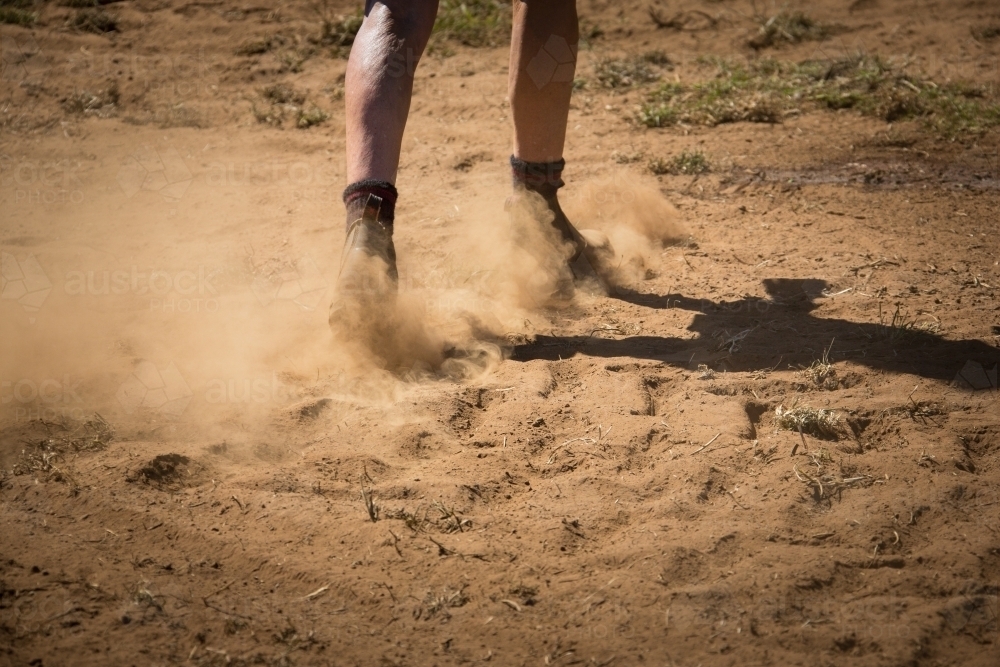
343, 179, 398, 205
510, 155, 566, 190
343, 179, 397, 224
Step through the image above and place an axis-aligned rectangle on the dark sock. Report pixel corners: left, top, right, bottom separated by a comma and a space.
510, 155, 578, 247
342, 179, 398, 229
510, 156, 565, 200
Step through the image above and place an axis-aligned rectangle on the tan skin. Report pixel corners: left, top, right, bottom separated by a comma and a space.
345, 0, 579, 185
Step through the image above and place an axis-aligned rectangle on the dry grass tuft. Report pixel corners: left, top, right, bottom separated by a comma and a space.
0, 0, 35, 26
775, 404, 841, 440
638, 54, 1000, 136
420, 586, 470, 619
261, 83, 305, 105
10, 415, 114, 488
749, 11, 838, 50
62, 83, 120, 117
972, 25, 1000, 41
312, 1, 364, 50
802, 340, 837, 389
253, 86, 329, 129
296, 105, 329, 128
793, 458, 874, 500
649, 150, 711, 175
877, 302, 940, 344
594, 55, 666, 89
384, 501, 472, 534
68, 8, 118, 33
432, 0, 511, 48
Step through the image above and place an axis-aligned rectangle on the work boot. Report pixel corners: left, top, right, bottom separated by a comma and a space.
534, 185, 617, 291
328, 192, 398, 337
509, 156, 618, 295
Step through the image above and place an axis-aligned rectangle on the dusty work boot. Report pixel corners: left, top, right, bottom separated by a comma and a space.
509, 156, 618, 295
329, 182, 399, 341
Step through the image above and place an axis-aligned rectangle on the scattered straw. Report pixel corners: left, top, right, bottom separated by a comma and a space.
775, 404, 841, 440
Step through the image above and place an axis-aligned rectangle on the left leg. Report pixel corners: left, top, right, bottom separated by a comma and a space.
507, 0, 617, 289
508, 0, 578, 163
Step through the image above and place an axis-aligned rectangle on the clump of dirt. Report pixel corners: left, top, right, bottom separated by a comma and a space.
128, 453, 206, 490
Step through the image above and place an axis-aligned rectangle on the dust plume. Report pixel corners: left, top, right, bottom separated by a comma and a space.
561, 172, 688, 284
0, 172, 686, 450
352, 173, 689, 377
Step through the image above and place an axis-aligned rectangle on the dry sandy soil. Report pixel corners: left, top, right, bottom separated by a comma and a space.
2, 1, 1000, 665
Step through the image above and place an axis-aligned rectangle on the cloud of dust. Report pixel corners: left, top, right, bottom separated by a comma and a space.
325, 190, 573, 385
0, 170, 687, 458
561, 172, 688, 284
343, 173, 690, 385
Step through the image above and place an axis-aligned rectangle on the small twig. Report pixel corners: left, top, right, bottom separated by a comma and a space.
41, 605, 82, 624
388, 529, 403, 558
692, 433, 721, 454
304, 584, 330, 601
726, 490, 749, 509
589, 325, 624, 337
202, 580, 234, 603
547, 437, 596, 464
231, 495, 246, 512
376, 581, 398, 603
428, 536, 454, 556
500, 599, 522, 612
793, 423, 807, 455
203, 600, 252, 619
360, 476, 379, 523
845, 257, 899, 275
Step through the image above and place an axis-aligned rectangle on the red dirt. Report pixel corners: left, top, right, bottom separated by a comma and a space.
2, 1, 999, 666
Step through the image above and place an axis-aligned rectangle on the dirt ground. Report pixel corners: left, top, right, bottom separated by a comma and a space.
2, 1, 1000, 665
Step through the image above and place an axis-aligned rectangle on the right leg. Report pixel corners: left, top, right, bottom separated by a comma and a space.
334, 0, 437, 327
345, 0, 438, 186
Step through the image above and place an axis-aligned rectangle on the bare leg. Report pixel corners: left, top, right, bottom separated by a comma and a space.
509, 0, 579, 162
345, 0, 438, 185
333, 0, 438, 349
507, 1, 618, 292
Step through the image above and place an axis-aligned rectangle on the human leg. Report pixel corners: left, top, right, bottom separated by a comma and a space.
346, 0, 438, 186
509, 0, 578, 163
507, 0, 617, 290
333, 0, 438, 321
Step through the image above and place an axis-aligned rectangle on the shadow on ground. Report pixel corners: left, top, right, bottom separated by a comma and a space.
511, 278, 999, 382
